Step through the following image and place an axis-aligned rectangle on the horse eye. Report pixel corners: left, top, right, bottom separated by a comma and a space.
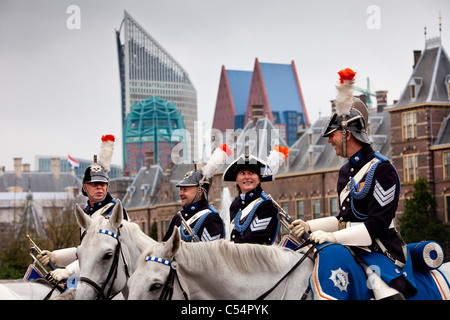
103, 252, 113, 261
149, 282, 162, 292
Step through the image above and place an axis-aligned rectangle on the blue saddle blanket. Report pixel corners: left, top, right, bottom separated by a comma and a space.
309, 243, 449, 300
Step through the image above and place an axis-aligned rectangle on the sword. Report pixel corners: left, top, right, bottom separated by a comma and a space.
266, 194, 310, 243
176, 212, 200, 242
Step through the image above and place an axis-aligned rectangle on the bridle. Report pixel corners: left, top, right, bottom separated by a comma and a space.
145, 256, 189, 300
146, 241, 318, 301
78, 227, 130, 300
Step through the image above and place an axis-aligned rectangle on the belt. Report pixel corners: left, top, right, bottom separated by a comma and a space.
338, 219, 395, 230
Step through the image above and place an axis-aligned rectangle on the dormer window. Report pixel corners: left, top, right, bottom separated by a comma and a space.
445, 75, 450, 99
409, 77, 422, 100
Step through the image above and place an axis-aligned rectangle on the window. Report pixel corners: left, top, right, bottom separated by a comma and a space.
444, 151, 450, 179
410, 85, 416, 99
445, 195, 450, 224
402, 111, 417, 140
312, 198, 321, 219
308, 152, 314, 165
409, 77, 422, 100
280, 201, 289, 216
329, 197, 338, 216
296, 199, 304, 220
403, 154, 418, 183
445, 75, 450, 99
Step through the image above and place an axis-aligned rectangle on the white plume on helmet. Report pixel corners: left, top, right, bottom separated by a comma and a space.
97, 134, 115, 173
202, 144, 232, 180
335, 68, 357, 117
262, 145, 289, 177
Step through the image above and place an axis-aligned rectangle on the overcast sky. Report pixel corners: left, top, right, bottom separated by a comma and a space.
1, 0, 448, 170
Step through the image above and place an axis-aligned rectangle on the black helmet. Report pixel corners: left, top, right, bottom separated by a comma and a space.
322, 98, 370, 145
81, 155, 109, 197
176, 169, 211, 203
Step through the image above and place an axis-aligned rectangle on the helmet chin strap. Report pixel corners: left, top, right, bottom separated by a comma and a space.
341, 115, 348, 159
83, 185, 108, 204
189, 187, 206, 207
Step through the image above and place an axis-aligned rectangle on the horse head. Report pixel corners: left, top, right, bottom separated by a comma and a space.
74, 200, 130, 299
128, 228, 186, 300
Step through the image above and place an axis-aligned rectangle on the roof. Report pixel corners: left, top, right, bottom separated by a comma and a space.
0, 172, 82, 193
391, 37, 450, 109
124, 96, 186, 141
226, 70, 252, 115
280, 106, 392, 175
230, 117, 289, 162
434, 114, 450, 146
259, 62, 306, 124
121, 164, 164, 209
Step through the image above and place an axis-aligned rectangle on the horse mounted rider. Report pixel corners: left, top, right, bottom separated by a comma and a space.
223, 145, 289, 245
289, 68, 417, 299
163, 145, 231, 242
37, 134, 128, 281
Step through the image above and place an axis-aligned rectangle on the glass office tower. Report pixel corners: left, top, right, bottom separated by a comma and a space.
116, 11, 197, 166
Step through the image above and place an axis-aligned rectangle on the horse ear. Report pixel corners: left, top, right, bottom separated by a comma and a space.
74, 203, 92, 230
167, 227, 181, 259
110, 199, 123, 229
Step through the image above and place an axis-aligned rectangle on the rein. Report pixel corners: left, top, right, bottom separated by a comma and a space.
256, 242, 318, 300
146, 241, 317, 301
145, 256, 189, 300
78, 227, 130, 300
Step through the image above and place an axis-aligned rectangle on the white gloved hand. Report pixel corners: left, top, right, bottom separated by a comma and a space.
288, 219, 311, 238
310, 230, 336, 244
37, 250, 56, 266
50, 268, 73, 281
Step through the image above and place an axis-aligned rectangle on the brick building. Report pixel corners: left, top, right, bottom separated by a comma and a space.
387, 36, 450, 225
122, 35, 450, 243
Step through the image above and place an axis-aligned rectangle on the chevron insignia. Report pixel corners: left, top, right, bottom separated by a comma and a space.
373, 180, 396, 207
201, 228, 221, 242
250, 216, 272, 232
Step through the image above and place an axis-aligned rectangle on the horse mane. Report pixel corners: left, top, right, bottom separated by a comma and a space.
140, 239, 289, 274
84, 216, 156, 251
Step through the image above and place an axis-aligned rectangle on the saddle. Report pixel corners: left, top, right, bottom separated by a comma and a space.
300, 241, 449, 300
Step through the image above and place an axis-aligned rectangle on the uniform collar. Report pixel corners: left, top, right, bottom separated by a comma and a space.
349, 144, 374, 165
183, 198, 209, 215
349, 150, 363, 165
85, 193, 113, 213
239, 185, 263, 202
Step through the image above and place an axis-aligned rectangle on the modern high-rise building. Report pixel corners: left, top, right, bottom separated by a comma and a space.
116, 11, 197, 166
212, 58, 310, 146
123, 96, 186, 176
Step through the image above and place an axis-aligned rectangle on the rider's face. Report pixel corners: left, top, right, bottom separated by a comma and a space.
327, 130, 344, 157
179, 186, 199, 208
84, 182, 108, 202
236, 169, 261, 194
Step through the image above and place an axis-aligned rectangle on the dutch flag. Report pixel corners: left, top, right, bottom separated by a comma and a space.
68, 154, 80, 169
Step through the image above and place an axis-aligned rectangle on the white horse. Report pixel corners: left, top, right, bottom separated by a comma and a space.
128, 229, 314, 300
129, 229, 450, 300
0, 279, 62, 300
74, 200, 157, 299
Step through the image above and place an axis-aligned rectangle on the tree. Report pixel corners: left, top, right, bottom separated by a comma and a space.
150, 220, 158, 241
400, 178, 449, 251
45, 200, 80, 250
0, 198, 81, 279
